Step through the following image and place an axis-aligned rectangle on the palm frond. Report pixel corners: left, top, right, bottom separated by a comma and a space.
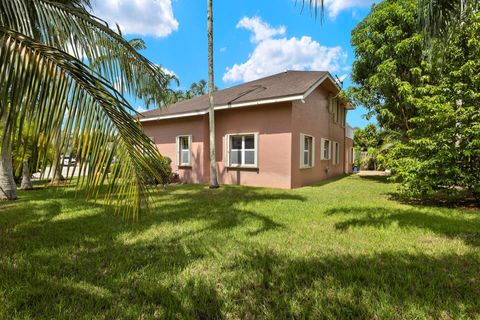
0, 0, 173, 108
295, 0, 325, 20
418, 0, 479, 38
0, 27, 169, 219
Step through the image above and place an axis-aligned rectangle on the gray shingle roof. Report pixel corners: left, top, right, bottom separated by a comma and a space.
139, 70, 330, 120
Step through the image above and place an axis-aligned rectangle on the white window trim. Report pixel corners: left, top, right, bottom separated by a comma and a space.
320, 138, 332, 160
300, 133, 315, 169
225, 133, 259, 168
176, 135, 192, 167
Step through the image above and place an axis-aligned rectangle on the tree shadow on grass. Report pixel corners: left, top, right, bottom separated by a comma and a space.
226, 248, 480, 319
1, 243, 225, 319
357, 175, 391, 184
0, 184, 306, 318
326, 206, 480, 247
147, 184, 306, 236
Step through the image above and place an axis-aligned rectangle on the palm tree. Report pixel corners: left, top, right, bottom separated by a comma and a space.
0, 0, 173, 218
418, 0, 479, 38
207, 0, 219, 188
298, 0, 478, 38
189, 80, 208, 97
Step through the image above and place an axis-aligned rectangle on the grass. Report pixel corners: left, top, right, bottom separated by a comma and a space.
0, 175, 479, 319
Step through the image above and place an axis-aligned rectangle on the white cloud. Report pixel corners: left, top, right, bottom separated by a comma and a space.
160, 66, 176, 77
136, 106, 147, 113
91, 0, 178, 37
223, 17, 347, 83
236, 16, 286, 43
323, 0, 376, 18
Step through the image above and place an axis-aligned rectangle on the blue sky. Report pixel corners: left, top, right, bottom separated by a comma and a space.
91, 0, 377, 128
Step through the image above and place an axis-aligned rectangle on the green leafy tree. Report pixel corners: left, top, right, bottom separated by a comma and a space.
389, 12, 480, 200
349, 0, 424, 136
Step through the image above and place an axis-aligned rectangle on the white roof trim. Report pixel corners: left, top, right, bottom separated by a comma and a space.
215, 95, 304, 110
139, 110, 207, 122
139, 73, 340, 122
139, 94, 305, 122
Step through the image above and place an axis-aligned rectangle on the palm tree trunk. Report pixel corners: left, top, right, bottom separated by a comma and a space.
21, 159, 33, 190
207, 0, 219, 188
49, 133, 65, 184
0, 113, 17, 200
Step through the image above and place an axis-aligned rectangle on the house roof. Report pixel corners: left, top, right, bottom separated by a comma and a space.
139, 70, 351, 122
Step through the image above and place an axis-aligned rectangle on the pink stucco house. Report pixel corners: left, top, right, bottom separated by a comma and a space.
140, 71, 355, 189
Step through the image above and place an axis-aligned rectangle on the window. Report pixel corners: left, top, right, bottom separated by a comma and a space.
300, 133, 315, 168
321, 138, 331, 160
226, 133, 258, 167
335, 103, 340, 123
329, 94, 337, 114
340, 107, 346, 127
176, 135, 192, 166
332, 141, 340, 165
330, 94, 346, 126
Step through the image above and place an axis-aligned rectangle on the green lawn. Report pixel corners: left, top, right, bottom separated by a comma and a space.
1, 175, 479, 319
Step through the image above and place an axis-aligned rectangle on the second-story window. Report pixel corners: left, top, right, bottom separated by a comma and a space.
332, 141, 340, 165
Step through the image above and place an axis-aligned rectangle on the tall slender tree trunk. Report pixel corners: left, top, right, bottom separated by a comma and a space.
207, 0, 219, 188
21, 159, 33, 190
0, 113, 17, 200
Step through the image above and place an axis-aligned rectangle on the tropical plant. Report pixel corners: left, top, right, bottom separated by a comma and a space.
0, 0, 173, 218
418, 0, 480, 39
188, 79, 208, 97
164, 80, 215, 104
353, 124, 391, 170
299, 0, 479, 42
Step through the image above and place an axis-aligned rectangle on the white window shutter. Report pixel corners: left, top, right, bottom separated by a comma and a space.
336, 142, 339, 164
175, 136, 180, 166
311, 137, 316, 167
300, 133, 305, 168
320, 138, 325, 160
254, 132, 259, 167
188, 135, 193, 165
332, 142, 336, 164
225, 134, 230, 167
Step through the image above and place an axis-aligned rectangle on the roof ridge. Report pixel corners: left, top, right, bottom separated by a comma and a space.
139, 70, 331, 120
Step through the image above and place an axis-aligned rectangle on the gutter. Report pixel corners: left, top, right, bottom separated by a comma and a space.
139, 94, 305, 122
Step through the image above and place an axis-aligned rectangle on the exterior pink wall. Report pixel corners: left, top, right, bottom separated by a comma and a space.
290, 83, 347, 188
141, 116, 209, 184
213, 102, 293, 189
141, 82, 349, 189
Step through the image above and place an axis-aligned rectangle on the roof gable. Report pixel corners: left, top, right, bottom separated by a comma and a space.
140, 70, 341, 121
